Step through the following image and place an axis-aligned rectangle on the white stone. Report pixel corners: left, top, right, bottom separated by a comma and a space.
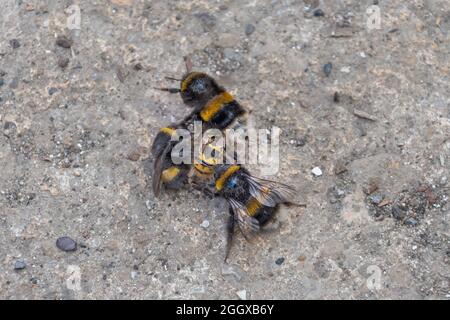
312, 167, 323, 177
200, 220, 210, 228
236, 290, 247, 300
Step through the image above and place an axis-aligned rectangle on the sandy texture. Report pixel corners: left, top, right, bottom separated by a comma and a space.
0, 0, 449, 299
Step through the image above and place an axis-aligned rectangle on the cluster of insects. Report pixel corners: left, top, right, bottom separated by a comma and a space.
151, 58, 298, 261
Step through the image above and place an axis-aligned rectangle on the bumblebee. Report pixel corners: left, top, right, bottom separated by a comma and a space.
189, 142, 229, 195
151, 125, 190, 197
158, 72, 246, 130
209, 164, 297, 261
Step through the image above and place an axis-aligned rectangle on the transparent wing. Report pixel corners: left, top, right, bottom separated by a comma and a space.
243, 173, 296, 207
228, 198, 260, 236
152, 142, 172, 197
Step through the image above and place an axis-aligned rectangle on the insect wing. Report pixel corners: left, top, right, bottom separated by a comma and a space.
243, 173, 296, 207
228, 198, 260, 234
152, 142, 172, 197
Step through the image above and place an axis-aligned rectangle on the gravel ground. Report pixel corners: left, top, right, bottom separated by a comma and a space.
0, 0, 449, 299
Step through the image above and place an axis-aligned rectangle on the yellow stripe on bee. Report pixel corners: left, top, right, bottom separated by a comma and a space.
194, 163, 214, 174
200, 92, 234, 121
246, 197, 262, 217
215, 165, 241, 191
161, 167, 180, 183
194, 144, 223, 174
181, 72, 205, 92
160, 127, 175, 136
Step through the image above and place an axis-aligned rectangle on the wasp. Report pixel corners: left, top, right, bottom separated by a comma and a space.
151, 125, 190, 197
156, 59, 246, 130
204, 163, 298, 261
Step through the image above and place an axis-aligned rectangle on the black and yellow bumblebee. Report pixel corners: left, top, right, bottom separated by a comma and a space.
157, 71, 246, 130
206, 164, 297, 261
151, 125, 190, 197
154, 60, 247, 196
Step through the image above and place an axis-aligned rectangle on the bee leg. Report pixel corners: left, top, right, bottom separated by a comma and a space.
224, 211, 236, 262
260, 219, 281, 233
192, 183, 214, 199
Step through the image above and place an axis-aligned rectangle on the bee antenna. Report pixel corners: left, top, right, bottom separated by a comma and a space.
184, 55, 193, 72
154, 87, 180, 94
165, 76, 182, 81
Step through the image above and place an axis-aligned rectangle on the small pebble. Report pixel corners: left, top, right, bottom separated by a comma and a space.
58, 57, 70, 68
10, 39, 21, 49
56, 236, 77, 252
236, 290, 247, 300
392, 205, 406, 220
404, 217, 418, 227
56, 35, 73, 48
48, 87, 58, 95
369, 194, 383, 205
245, 24, 256, 36
14, 260, 26, 270
313, 9, 325, 17
323, 62, 332, 77
275, 257, 285, 265
340, 66, 351, 73
312, 167, 323, 177
200, 220, 210, 229
335, 188, 345, 198
146, 199, 156, 210
333, 92, 340, 103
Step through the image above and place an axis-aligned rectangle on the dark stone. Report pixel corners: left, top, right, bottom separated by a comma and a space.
48, 87, 58, 95
275, 257, 285, 265
313, 9, 325, 17
56, 35, 73, 48
0, 78, 4, 86
10, 39, 21, 49
391, 205, 407, 220
333, 92, 340, 103
56, 236, 77, 252
4, 121, 16, 130
323, 62, 332, 77
245, 24, 256, 36
14, 260, 26, 270
404, 217, 418, 226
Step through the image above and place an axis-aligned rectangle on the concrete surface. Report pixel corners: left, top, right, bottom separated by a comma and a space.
0, 0, 449, 299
